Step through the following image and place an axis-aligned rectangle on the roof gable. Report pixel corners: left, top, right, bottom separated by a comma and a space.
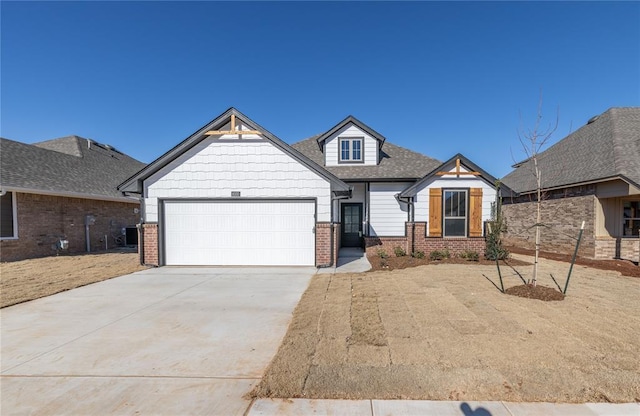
293, 137, 441, 181
400, 153, 513, 197
118, 108, 350, 193
315, 115, 386, 150
502, 107, 640, 193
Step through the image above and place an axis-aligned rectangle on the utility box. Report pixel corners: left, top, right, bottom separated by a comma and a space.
125, 227, 138, 246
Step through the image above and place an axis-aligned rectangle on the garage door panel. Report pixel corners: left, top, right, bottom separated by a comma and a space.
163, 201, 315, 266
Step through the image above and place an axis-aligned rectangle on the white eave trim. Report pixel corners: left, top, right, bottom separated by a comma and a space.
0, 186, 140, 203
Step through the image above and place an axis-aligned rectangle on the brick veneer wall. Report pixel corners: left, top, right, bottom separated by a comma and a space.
141, 223, 159, 266
365, 222, 486, 257
0, 192, 140, 262
594, 237, 616, 260
502, 194, 596, 258
620, 238, 640, 262
315, 222, 339, 267
365, 236, 408, 256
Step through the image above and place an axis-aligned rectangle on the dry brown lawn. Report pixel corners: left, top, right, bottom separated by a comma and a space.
1, 251, 147, 308
252, 254, 640, 403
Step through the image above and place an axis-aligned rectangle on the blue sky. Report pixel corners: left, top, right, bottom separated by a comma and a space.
2, 1, 638, 178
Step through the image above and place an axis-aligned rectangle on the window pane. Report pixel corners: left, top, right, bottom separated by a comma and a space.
0, 192, 14, 238
623, 201, 640, 236
352, 140, 361, 160
444, 190, 466, 217
341, 140, 350, 160
444, 219, 465, 237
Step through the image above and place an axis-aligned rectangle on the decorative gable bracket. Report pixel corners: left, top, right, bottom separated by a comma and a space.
204, 114, 262, 136
436, 157, 481, 178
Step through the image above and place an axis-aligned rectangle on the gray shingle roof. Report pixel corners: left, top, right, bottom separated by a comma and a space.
1, 136, 146, 200
292, 136, 441, 181
502, 107, 640, 193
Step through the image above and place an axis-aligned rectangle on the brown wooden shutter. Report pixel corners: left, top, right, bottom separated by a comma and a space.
429, 188, 442, 237
469, 188, 483, 237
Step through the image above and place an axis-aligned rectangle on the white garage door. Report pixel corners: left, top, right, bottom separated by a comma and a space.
163, 200, 316, 266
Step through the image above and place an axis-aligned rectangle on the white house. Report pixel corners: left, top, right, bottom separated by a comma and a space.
119, 108, 510, 267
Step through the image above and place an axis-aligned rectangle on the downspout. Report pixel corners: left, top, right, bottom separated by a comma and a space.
318, 189, 353, 268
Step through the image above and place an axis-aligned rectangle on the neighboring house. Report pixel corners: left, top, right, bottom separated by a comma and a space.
119, 108, 507, 267
501, 107, 640, 262
0, 136, 145, 261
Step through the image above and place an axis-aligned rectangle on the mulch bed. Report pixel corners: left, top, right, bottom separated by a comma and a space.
367, 254, 530, 272
507, 246, 640, 278
504, 284, 565, 301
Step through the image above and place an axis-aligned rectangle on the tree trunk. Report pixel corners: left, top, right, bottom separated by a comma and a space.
533, 163, 541, 287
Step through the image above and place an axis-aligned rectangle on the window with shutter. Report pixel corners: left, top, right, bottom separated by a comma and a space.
429, 188, 442, 237
443, 189, 467, 237
469, 188, 483, 237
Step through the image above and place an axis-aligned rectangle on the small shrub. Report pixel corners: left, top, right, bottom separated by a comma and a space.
411, 250, 425, 259
429, 249, 451, 261
459, 250, 480, 262
485, 232, 510, 260
394, 246, 407, 257
377, 249, 389, 259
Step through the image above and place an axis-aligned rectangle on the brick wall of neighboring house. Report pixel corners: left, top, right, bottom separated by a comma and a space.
501, 194, 596, 258
0, 192, 140, 262
141, 223, 159, 266
620, 238, 640, 262
365, 222, 486, 257
594, 237, 616, 260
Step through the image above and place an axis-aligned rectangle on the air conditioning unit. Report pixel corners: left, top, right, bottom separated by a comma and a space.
125, 227, 138, 246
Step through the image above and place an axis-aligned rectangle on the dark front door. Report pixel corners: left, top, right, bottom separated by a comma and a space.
341, 203, 363, 247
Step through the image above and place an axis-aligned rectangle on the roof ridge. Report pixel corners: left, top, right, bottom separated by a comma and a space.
607, 109, 621, 176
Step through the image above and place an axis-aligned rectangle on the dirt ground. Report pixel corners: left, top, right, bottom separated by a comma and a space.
252, 254, 640, 403
0, 251, 148, 308
508, 246, 640, 278
368, 253, 530, 272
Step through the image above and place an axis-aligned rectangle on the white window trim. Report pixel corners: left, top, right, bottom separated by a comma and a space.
338, 137, 364, 163
443, 189, 468, 238
0, 191, 18, 240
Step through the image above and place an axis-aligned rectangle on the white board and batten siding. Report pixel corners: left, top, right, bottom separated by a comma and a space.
369, 182, 411, 236
144, 138, 332, 222
324, 123, 378, 167
413, 176, 497, 236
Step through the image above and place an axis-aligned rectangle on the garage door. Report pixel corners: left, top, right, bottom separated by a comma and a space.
163, 200, 316, 266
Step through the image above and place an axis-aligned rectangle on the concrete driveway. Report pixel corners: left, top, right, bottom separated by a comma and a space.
1, 266, 314, 415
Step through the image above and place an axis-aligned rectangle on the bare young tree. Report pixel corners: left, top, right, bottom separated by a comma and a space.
516, 92, 559, 286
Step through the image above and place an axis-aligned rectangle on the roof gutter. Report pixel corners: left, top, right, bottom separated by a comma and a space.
512, 175, 639, 196
0, 186, 140, 204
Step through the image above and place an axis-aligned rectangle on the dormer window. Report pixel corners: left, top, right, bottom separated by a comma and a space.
339, 137, 363, 163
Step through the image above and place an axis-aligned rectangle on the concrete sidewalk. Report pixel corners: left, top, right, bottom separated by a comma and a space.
249, 398, 639, 415
317, 247, 371, 274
